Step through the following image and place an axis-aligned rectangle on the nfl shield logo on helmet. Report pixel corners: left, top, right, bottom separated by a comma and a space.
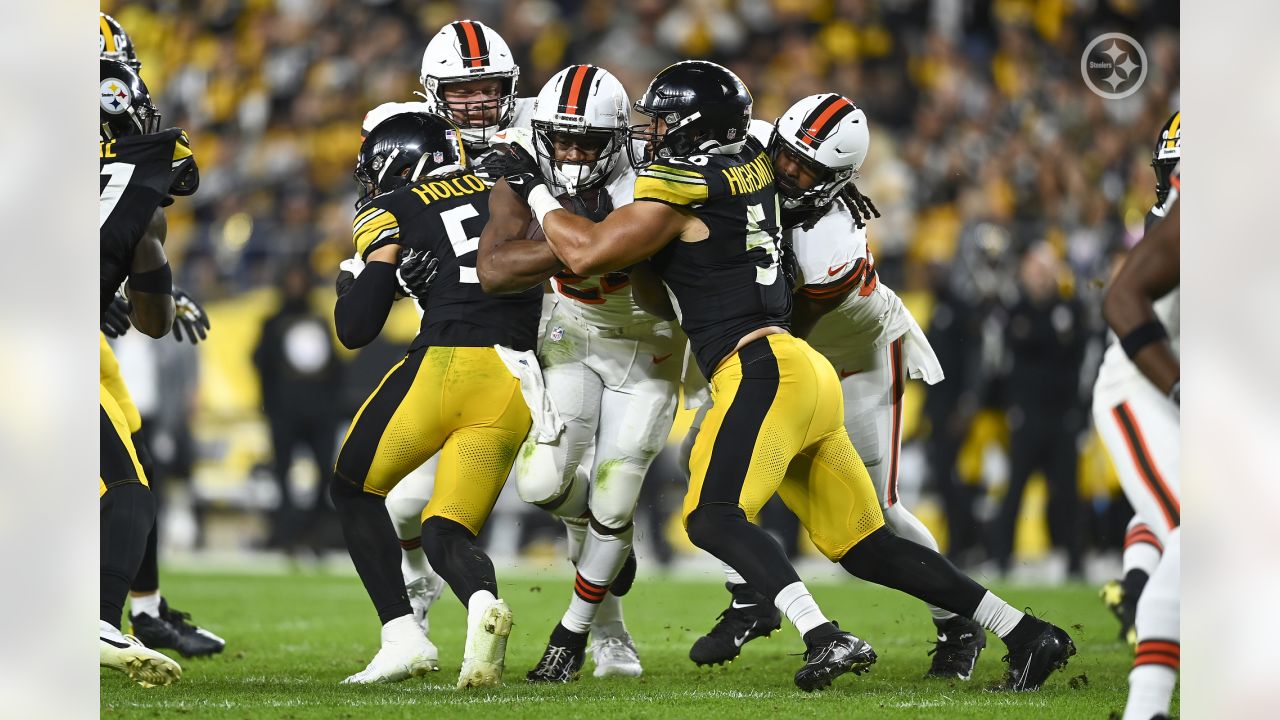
433, 151, 444, 164
100, 80, 131, 114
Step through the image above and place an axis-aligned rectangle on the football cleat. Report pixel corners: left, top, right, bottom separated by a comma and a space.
342, 616, 439, 684
131, 598, 226, 658
527, 625, 587, 683
793, 625, 877, 692
589, 631, 642, 678
1100, 580, 1138, 647
100, 623, 182, 688
689, 583, 783, 666
1002, 622, 1076, 691
925, 616, 987, 680
457, 599, 513, 689
406, 574, 446, 636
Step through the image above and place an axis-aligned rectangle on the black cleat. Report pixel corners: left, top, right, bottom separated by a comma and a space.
1002, 622, 1076, 691
689, 583, 782, 666
1100, 580, 1137, 647
131, 598, 225, 658
527, 625, 586, 683
794, 625, 877, 692
925, 616, 986, 680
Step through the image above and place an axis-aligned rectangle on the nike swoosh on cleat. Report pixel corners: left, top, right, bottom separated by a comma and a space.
729, 600, 757, 609
101, 636, 130, 649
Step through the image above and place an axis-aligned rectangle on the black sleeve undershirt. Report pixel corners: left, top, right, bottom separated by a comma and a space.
333, 261, 397, 349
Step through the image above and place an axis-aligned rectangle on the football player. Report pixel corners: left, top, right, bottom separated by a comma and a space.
331, 113, 544, 689
352, 19, 533, 644
685, 93, 1079, 685
485, 63, 1075, 692
1096, 137, 1181, 719
1098, 112, 1180, 648
475, 65, 683, 682
99, 57, 197, 687
99, 11, 223, 662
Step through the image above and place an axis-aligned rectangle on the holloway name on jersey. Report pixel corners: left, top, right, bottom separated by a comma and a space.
638, 136, 790, 377
352, 169, 543, 352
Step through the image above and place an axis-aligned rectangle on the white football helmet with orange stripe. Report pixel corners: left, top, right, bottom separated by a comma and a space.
419, 19, 520, 147
769, 93, 869, 211
529, 65, 630, 196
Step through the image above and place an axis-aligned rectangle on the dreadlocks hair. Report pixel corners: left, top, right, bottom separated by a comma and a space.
839, 182, 881, 230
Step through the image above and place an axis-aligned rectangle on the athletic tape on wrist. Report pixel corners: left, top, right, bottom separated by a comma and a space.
528, 184, 562, 229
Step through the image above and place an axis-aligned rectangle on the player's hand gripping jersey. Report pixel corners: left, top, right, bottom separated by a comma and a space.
353, 169, 543, 352
638, 135, 791, 377
99, 128, 196, 316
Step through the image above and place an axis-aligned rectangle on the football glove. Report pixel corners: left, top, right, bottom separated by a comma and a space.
477, 143, 544, 202
102, 292, 132, 338
171, 288, 211, 344
397, 248, 439, 300
336, 256, 365, 297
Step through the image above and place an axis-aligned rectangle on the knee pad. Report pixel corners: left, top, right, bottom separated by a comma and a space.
685, 503, 748, 553
514, 442, 583, 513
587, 457, 646, 530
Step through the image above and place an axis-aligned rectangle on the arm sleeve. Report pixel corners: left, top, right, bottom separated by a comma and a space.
333, 261, 398, 349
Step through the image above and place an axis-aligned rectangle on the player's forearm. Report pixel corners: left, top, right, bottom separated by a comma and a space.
128, 291, 175, 339
333, 261, 397, 349
540, 209, 600, 275
478, 238, 562, 294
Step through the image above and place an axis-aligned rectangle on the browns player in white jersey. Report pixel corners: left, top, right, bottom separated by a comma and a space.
475, 64, 685, 681
1095, 117, 1181, 720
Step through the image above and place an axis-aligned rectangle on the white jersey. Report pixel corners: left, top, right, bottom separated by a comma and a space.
547, 166, 657, 329
792, 206, 913, 355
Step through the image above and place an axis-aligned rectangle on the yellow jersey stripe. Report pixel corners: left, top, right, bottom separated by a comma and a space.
645, 164, 703, 178
634, 175, 710, 206
353, 210, 400, 256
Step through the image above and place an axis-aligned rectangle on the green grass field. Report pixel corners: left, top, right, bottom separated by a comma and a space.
101, 569, 1175, 719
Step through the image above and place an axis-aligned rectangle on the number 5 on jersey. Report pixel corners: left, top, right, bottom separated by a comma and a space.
440, 204, 481, 284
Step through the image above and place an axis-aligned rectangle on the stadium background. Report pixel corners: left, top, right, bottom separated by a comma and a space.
100, 0, 1179, 580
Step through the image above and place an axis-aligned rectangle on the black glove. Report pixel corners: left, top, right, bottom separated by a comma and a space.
477, 143, 543, 202
397, 248, 439, 299
171, 287, 211, 343
102, 292, 132, 338
336, 269, 356, 297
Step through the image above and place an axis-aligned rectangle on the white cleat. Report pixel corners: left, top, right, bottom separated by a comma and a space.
341, 615, 439, 684
100, 623, 182, 688
589, 631, 643, 678
457, 599, 513, 689
407, 573, 446, 636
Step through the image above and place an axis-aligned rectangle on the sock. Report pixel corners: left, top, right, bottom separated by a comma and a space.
397, 537, 433, 584
130, 591, 161, 618
101, 482, 156, 628
330, 476, 412, 624
1122, 520, 1163, 576
381, 614, 421, 642
972, 590, 1038, 646
774, 581, 831, 637
1124, 664, 1178, 720
882, 504, 955, 622
423, 516, 498, 607
563, 517, 589, 564
129, 433, 161, 594
593, 592, 625, 636
838, 526, 987, 623
561, 522, 632, 634
550, 621, 589, 648
721, 561, 747, 587
466, 589, 498, 625
685, 504, 801, 601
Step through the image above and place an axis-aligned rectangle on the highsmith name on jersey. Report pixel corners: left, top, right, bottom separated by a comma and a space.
351, 169, 543, 352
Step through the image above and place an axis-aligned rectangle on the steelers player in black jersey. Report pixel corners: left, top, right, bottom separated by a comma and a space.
331, 113, 542, 689
484, 61, 1075, 692
99, 58, 197, 687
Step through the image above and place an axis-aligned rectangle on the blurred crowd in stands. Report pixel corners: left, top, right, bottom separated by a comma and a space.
101, 0, 1179, 577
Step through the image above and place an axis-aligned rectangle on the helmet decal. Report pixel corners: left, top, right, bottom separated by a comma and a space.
556, 65, 599, 116
101, 79, 131, 114
451, 20, 490, 69
796, 95, 857, 148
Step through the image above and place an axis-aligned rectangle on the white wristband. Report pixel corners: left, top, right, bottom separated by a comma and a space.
527, 184, 562, 229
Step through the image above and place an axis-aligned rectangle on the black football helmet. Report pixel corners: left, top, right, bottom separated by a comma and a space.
1151, 111, 1181, 207
629, 60, 752, 168
101, 59, 161, 141
100, 13, 141, 71
354, 112, 466, 208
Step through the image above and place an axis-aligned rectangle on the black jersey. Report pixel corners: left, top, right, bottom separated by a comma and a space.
636, 137, 790, 377
352, 170, 542, 352
99, 128, 192, 317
